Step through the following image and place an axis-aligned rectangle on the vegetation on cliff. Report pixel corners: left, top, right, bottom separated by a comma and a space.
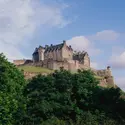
18, 65, 53, 73
0, 53, 125, 125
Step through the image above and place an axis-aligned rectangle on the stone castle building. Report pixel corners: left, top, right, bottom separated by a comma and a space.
13, 40, 115, 87
32, 41, 90, 71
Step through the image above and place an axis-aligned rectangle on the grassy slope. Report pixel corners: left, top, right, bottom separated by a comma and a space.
18, 66, 116, 88
18, 66, 104, 78
18, 65, 53, 73
94, 75, 103, 80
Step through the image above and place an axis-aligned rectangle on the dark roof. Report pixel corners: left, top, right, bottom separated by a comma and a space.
44, 43, 64, 53
33, 42, 73, 55
73, 51, 88, 61
32, 48, 38, 55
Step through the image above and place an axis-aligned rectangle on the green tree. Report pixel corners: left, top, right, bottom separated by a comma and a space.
0, 53, 26, 125
93, 87, 125, 123
23, 67, 125, 125
24, 68, 99, 124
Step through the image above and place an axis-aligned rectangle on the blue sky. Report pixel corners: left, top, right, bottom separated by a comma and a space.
0, 0, 125, 90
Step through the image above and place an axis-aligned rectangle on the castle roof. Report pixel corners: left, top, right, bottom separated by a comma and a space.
33, 41, 73, 55
73, 51, 88, 56
73, 51, 89, 61
44, 43, 64, 53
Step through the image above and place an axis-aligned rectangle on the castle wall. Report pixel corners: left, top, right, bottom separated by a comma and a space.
83, 54, 90, 67
73, 53, 90, 68
56, 49, 63, 61
62, 45, 73, 60
53, 50, 56, 60
13, 59, 33, 66
38, 49, 45, 61
44, 49, 63, 61
53, 61, 69, 70
67, 60, 79, 71
96, 69, 112, 77
44, 51, 48, 60
92, 68, 115, 87
44, 59, 90, 71
13, 60, 26, 66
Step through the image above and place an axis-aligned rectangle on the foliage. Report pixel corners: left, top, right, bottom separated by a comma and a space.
24, 68, 125, 125
1, 54, 125, 125
0, 53, 26, 125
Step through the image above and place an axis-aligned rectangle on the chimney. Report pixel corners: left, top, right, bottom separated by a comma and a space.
63, 40, 66, 44
107, 66, 111, 70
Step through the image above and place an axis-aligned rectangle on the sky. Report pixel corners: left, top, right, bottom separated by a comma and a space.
0, 0, 125, 90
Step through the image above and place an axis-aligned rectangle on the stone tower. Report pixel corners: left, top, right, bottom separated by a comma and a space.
73, 51, 90, 67
38, 46, 45, 61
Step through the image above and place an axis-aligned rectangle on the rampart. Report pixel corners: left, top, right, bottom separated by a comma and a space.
13, 59, 33, 66
92, 67, 115, 88
13, 59, 26, 66
22, 65, 115, 88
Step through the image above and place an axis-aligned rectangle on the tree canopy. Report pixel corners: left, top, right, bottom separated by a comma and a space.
0, 54, 125, 125
0, 53, 26, 125
24, 68, 125, 125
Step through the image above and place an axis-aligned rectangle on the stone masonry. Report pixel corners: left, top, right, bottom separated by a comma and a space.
31, 40, 90, 71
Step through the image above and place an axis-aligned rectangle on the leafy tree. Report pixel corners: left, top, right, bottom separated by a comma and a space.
24, 68, 100, 124
1, 54, 125, 125
24, 67, 125, 125
0, 53, 26, 125
93, 87, 125, 122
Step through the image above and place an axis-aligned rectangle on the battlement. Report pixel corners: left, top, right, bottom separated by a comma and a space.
13, 59, 33, 66
13, 59, 26, 66
94, 66, 112, 77
92, 66, 115, 88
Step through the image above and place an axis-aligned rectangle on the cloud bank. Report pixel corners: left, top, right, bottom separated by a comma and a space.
67, 36, 101, 56
89, 30, 120, 41
115, 77, 125, 91
110, 51, 125, 69
0, 0, 70, 61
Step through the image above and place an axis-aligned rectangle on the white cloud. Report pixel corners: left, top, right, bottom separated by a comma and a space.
115, 77, 125, 91
67, 36, 90, 51
109, 51, 125, 69
89, 30, 120, 41
66, 36, 101, 55
0, 42, 26, 62
0, 0, 70, 60
90, 62, 98, 69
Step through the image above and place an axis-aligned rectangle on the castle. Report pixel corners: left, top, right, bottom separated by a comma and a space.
13, 40, 115, 87
31, 40, 90, 71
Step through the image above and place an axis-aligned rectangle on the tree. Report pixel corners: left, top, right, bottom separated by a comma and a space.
0, 53, 26, 125
24, 68, 99, 124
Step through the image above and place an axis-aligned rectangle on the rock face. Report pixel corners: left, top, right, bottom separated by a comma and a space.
92, 66, 115, 88
22, 66, 115, 88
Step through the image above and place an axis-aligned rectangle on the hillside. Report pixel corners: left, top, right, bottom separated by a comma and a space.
18, 65, 53, 73
1, 53, 124, 125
